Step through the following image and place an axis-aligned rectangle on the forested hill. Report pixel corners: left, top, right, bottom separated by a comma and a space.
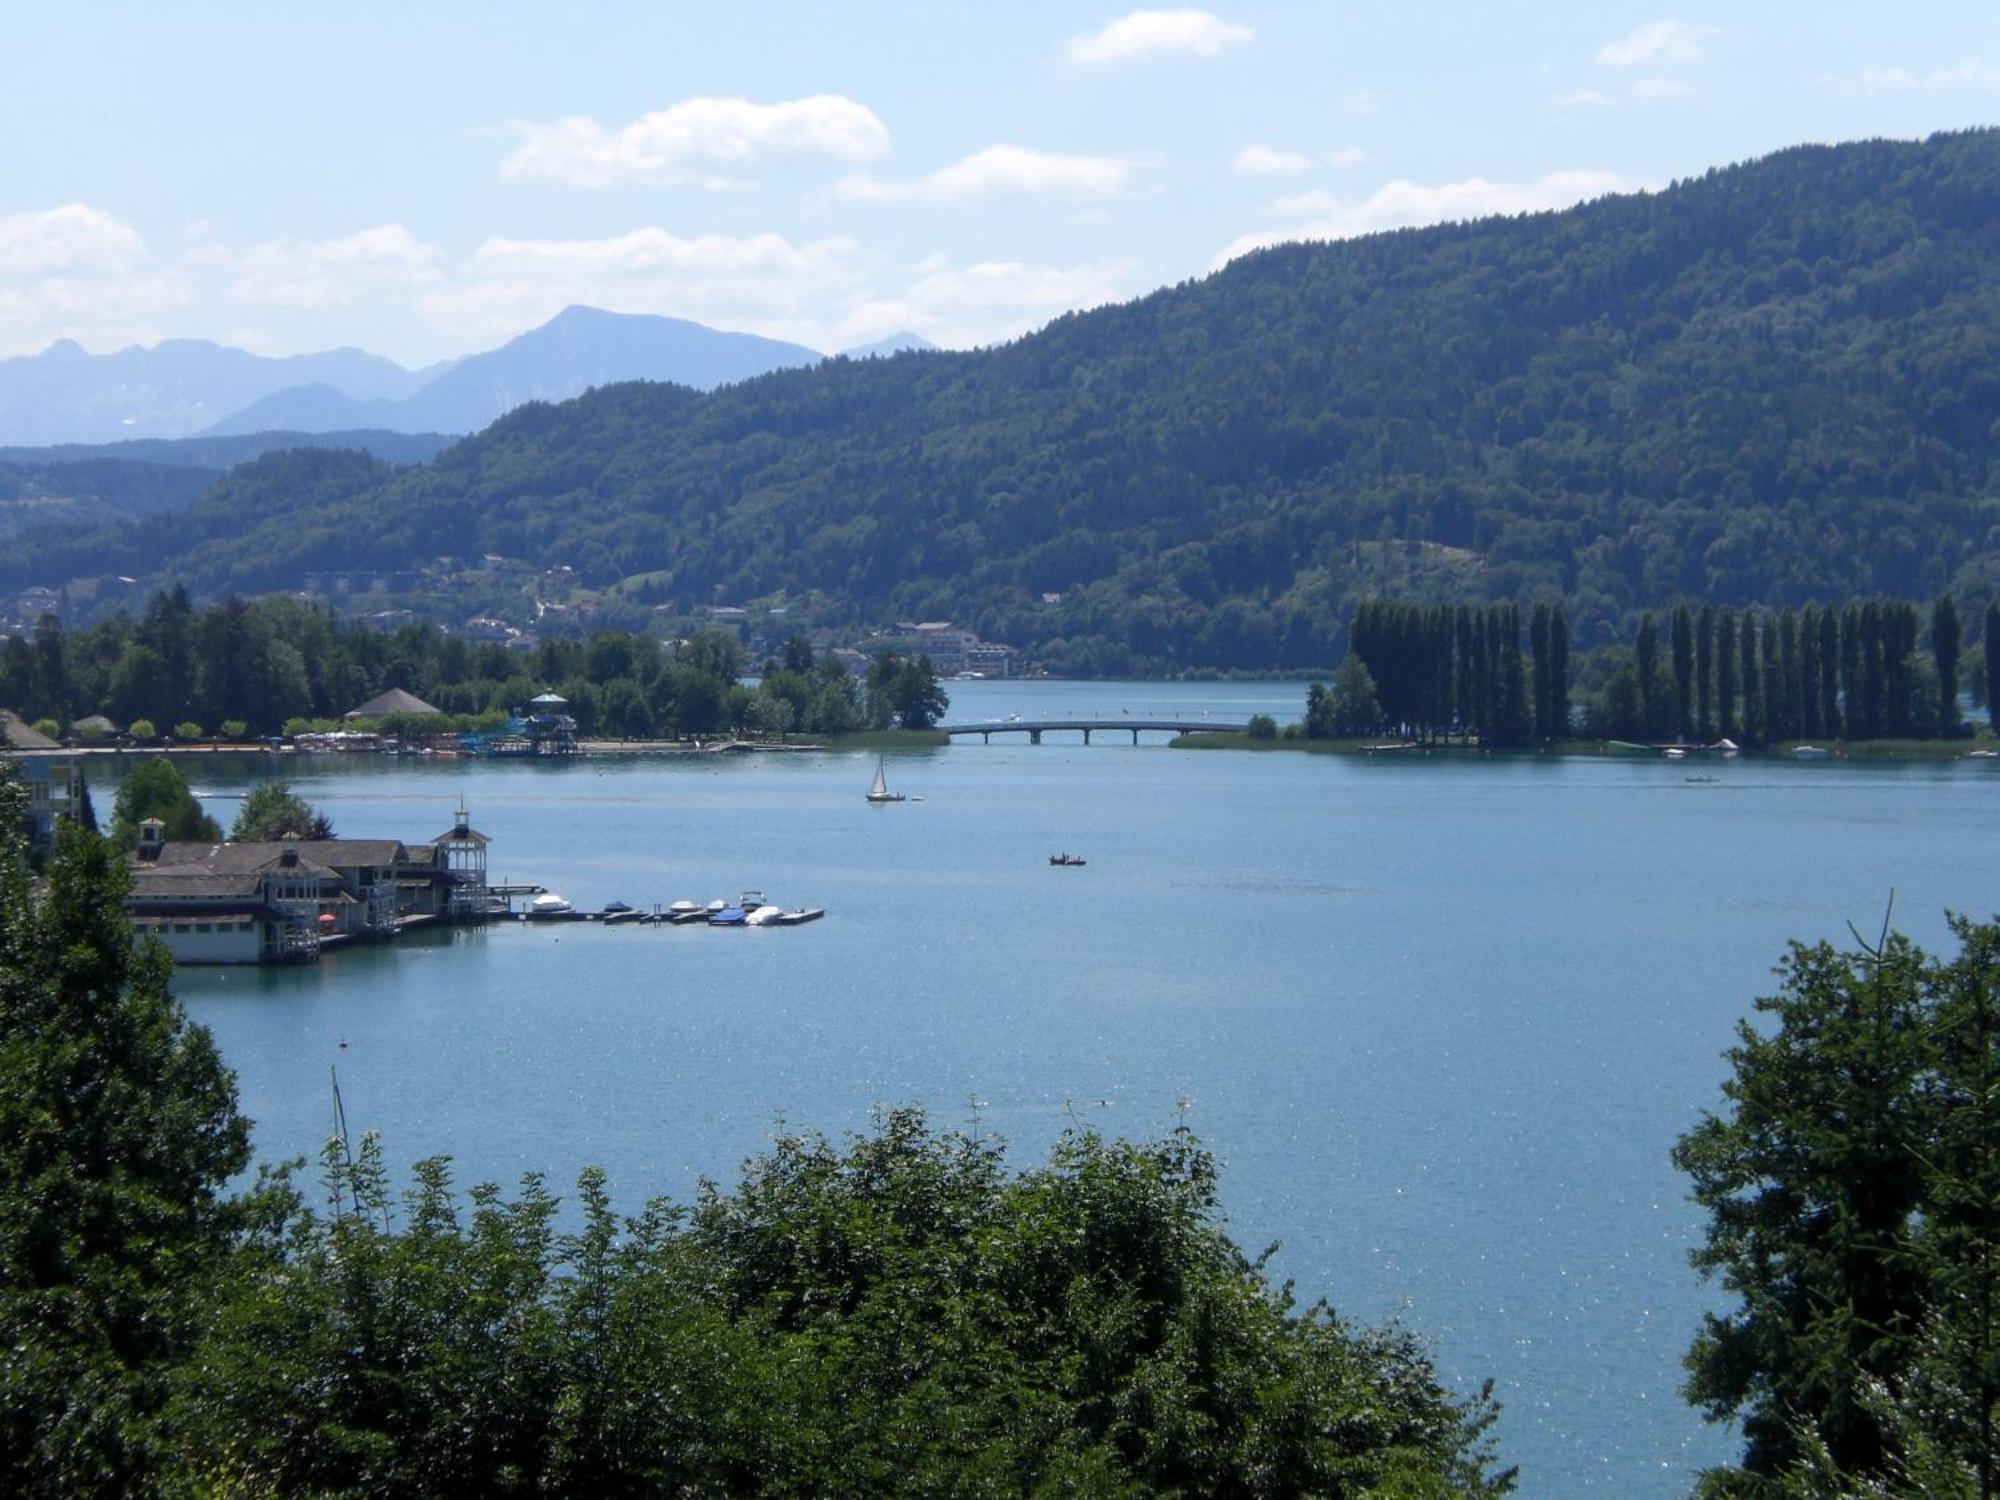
13, 131, 2000, 673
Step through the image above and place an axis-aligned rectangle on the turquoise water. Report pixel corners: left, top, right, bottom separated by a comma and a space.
143, 680, 1993, 1496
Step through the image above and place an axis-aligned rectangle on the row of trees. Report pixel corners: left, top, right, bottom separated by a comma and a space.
0, 588, 948, 742
0, 775, 1511, 1496
1334, 593, 1992, 749
1590, 595, 1984, 746
1340, 600, 1568, 746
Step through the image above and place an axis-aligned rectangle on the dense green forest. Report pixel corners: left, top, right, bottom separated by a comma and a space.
7, 132, 2000, 673
0, 782, 1512, 1496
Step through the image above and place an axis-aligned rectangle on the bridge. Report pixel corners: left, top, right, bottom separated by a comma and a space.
937, 717, 1249, 745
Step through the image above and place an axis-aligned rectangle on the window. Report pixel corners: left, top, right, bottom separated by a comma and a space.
195, 923, 212, 933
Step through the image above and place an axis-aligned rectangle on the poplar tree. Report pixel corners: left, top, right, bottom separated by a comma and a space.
1988, 600, 2000, 736
1798, 604, 1823, 740
1717, 608, 1739, 741
1820, 605, 1842, 740
1530, 603, 1551, 742
1671, 604, 1694, 743
1841, 604, 1863, 739
1548, 605, 1570, 738
1934, 594, 1963, 730
1761, 611, 1782, 743
1738, 609, 1762, 747
1636, 613, 1661, 741
1696, 604, 1715, 741
1778, 609, 1801, 742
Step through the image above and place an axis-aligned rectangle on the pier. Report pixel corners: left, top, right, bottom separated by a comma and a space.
936, 717, 1249, 745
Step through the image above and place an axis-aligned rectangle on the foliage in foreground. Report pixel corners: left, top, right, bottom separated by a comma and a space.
1678, 912, 2000, 1496
0, 771, 1509, 1496
180, 1117, 1511, 1497
0, 779, 251, 1497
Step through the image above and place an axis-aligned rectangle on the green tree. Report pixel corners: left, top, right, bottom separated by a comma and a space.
1987, 601, 2000, 737
1935, 595, 1964, 732
229, 780, 332, 842
1672, 604, 1695, 742
108, 757, 222, 848
0, 772, 252, 1494
1318, 655, 1383, 737
1675, 916, 1970, 1489
868, 652, 948, 730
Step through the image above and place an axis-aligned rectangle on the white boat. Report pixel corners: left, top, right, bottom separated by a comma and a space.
1790, 745, 1832, 760
527, 892, 574, 917
745, 904, 786, 926
865, 758, 906, 803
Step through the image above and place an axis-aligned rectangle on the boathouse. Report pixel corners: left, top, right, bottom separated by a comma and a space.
124, 805, 496, 964
125, 823, 327, 964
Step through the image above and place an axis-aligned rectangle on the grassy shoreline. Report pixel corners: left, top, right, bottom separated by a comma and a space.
1169, 731, 1997, 760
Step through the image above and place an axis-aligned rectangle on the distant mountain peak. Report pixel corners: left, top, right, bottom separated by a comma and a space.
841, 331, 938, 359
200, 306, 826, 440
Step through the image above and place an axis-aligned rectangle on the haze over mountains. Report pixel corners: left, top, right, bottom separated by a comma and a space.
0, 310, 935, 446
9, 133, 1999, 674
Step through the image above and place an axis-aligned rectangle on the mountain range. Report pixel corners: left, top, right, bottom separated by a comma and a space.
8, 132, 1999, 673
0, 311, 936, 446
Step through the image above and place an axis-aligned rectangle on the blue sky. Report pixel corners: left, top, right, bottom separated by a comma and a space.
1, 2, 1996, 365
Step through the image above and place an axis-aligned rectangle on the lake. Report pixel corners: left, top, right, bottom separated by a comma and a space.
134, 678, 1993, 1496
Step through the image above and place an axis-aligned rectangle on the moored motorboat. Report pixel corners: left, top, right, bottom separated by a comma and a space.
1048, 853, 1087, 867
708, 904, 748, 926
745, 904, 786, 926
667, 899, 708, 923
528, 892, 575, 918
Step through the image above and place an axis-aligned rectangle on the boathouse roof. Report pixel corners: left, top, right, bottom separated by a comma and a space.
0, 710, 58, 750
344, 687, 442, 719
144, 840, 401, 874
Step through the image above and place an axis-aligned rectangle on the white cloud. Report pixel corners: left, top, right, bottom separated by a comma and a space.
906, 257, 1137, 316
1233, 143, 1313, 176
1630, 76, 1691, 100
1062, 7, 1252, 67
0, 204, 147, 276
417, 227, 866, 349
1558, 77, 1691, 108
1232, 144, 1312, 178
1831, 58, 2000, 96
208, 223, 441, 311
838, 144, 1131, 203
859, 256, 1140, 348
502, 95, 890, 188
1597, 19, 1715, 68
1217, 169, 1630, 264
469, 228, 852, 279
1326, 146, 1366, 168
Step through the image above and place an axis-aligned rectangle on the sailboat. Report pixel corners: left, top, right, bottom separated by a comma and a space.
865, 757, 906, 804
